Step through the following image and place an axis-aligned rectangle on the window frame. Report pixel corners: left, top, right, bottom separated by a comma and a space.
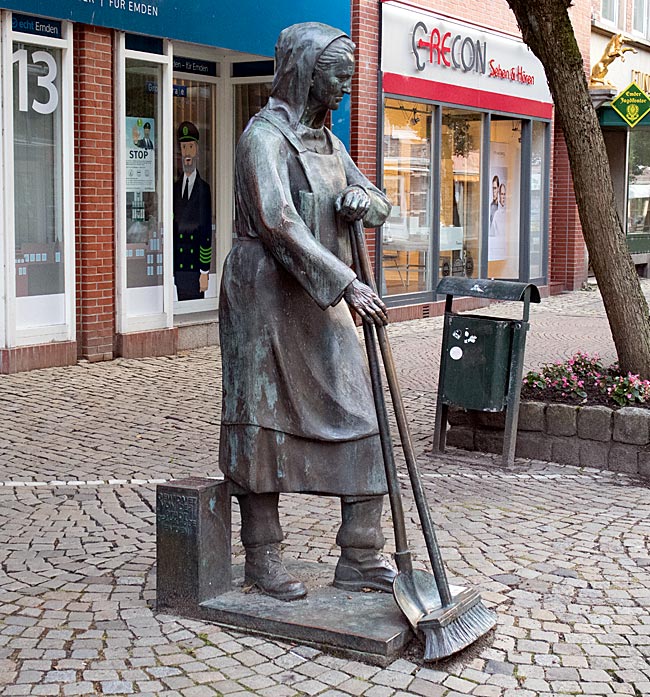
601, 0, 623, 27
170, 40, 223, 316
115, 32, 174, 334
1, 11, 75, 348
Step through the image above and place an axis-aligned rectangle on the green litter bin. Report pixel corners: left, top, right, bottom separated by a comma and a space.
441, 314, 514, 412
433, 278, 541, 465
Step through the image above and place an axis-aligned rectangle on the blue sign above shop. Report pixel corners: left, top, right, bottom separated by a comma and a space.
2, 0, 350, 56
12, 12, 62, 37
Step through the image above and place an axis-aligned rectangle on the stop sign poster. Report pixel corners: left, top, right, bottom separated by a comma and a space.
126, 116, 156, 193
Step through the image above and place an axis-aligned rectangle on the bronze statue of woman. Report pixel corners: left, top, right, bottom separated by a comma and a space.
219, 22, 395, 601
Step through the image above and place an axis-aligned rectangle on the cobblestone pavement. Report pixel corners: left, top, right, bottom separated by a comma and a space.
1, 282, 650, 696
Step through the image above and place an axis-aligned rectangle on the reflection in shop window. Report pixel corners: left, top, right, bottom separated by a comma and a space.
441, 108, 482, 279
382, 99, 433, 296
627, 127, 650, 234
13, 43, 64, 301
234, 83, 272, 143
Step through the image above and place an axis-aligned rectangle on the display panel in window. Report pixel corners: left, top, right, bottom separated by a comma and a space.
382, 98, 433, 296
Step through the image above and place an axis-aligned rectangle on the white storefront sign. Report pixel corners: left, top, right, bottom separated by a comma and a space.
382, 2, 552, 111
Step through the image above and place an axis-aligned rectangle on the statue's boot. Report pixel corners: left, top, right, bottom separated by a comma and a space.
244, 543, 307, 601
333, 496, 397, 592
238, 492, 307, 602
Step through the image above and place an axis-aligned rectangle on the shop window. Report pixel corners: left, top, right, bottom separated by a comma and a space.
627, 127, 650, 235
13, 43, 64, 318
530, 121, 547, 280
234, 82, 272, 144
382, 98, 433, 296
441, 108, 482, 280
124, 58, 164, 315
488, 117, 521, 279
602, 0, 620, 25
4, 19, 74, 343
633, 0, 647, 34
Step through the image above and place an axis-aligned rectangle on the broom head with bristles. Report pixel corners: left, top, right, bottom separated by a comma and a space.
417, 586, 497, 661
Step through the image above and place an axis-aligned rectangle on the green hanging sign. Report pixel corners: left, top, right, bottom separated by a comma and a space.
611, 82, 650, 127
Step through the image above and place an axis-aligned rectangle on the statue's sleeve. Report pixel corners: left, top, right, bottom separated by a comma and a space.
338, 142, 392, 228
238, 126, 356, 310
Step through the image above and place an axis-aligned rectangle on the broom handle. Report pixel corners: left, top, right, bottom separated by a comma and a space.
349, 225, 413, 575
351, 220, 453, 607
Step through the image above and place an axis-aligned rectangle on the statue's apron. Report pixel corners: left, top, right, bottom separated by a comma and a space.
219, 120, 385, 496
297, 134, 353, 267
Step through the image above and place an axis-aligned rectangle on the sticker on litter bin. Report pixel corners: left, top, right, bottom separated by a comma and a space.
449, 346, 463, 360
452, 328, 477, 343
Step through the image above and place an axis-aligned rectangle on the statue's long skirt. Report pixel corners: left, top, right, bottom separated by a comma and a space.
218, 238, 387, 496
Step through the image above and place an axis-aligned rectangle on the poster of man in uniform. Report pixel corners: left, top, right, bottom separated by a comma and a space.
173, 121, 212, 301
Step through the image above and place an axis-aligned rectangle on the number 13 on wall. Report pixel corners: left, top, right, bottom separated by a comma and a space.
12, 48, 59, 114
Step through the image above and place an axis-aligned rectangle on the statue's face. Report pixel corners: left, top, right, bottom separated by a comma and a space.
309, 51, 354, 111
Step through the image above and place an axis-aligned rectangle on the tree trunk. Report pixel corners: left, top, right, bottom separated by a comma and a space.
506, 0, 650, 377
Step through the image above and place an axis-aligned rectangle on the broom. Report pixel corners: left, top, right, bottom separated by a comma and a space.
349, 219, 497, 660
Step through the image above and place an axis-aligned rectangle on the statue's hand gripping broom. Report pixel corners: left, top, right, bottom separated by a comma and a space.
349, 219, 496, 660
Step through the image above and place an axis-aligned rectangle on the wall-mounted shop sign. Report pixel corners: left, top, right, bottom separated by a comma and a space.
382, 1, 552, 117
173, 56, 217, 77
611, 82, 650, 128
12, 12, 61, 38
3, 0, 348, 58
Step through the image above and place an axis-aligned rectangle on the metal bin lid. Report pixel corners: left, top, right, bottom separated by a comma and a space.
436, 277, 541, 303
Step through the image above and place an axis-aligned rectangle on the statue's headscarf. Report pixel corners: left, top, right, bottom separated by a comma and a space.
263, 22, 350, 128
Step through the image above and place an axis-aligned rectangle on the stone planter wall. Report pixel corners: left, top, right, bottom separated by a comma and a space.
446, 402, 650, 478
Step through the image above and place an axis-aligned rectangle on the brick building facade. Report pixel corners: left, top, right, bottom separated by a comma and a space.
0, 0, 644, 371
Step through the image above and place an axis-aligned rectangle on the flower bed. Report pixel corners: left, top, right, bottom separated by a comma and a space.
521, 352, 650, 409
445, 353, 650, 478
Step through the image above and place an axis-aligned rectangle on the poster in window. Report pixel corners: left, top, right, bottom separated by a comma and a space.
126, 117, 155, 193
489, 144, 507, 262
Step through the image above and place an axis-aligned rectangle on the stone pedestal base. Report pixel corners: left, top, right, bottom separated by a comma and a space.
156, 478, 413, 665
200, 559, 413, 665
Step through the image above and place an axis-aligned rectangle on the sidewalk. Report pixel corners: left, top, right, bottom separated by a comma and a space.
1, 282, 650, 696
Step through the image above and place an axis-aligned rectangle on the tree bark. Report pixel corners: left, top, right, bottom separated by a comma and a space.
506, 0, 650, 377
